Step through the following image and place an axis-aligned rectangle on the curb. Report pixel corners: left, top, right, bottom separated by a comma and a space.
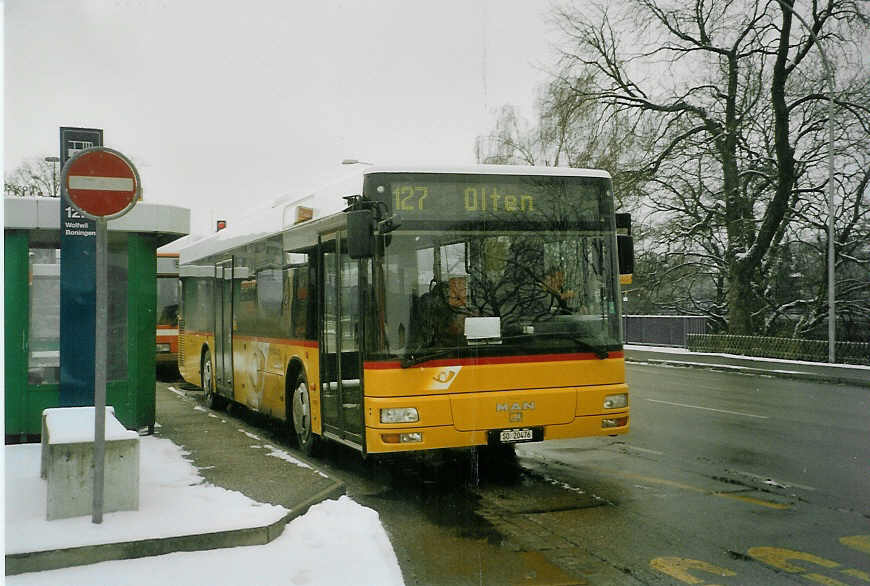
5, 481, 345, 576
625, 348, 870, 388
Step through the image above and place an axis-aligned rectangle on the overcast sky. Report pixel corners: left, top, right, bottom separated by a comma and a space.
5, 0, 558, 235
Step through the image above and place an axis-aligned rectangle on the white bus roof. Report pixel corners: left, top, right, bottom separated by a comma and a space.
178, 164, 612, 265
362, 164, 612, 179
158, 233, 205, 255
178, 170, 363, 265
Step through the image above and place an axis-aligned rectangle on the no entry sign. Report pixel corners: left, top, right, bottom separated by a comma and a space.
62, 147, 140, 219
58, 145, 141, 524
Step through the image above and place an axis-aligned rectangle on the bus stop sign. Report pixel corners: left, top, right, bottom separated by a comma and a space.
63, 148, 140, 219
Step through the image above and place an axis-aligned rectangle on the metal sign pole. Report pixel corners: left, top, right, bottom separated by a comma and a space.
92, 217, 108, 524
61, 146, 139, 524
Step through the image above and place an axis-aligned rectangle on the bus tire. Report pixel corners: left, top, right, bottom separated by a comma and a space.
202, 349, 225, 410
291, 372, 319, 456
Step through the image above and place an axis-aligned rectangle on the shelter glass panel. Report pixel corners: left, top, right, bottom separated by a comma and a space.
28, 247, 61, 384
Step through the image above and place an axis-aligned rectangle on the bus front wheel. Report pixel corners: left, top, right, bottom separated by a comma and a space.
291, 373, 319, 456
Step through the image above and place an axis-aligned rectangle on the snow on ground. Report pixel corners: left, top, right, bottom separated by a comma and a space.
6, 438, 287, 553
624, 344, 691, 354
8, 496, 404, 586
5, 438, 404, 586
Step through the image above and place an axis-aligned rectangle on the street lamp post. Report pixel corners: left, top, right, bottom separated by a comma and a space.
774, 1, 837, 363
44, 155, 61, 197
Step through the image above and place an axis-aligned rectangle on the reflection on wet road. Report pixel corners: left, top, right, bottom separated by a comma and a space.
180, 361, 870, 584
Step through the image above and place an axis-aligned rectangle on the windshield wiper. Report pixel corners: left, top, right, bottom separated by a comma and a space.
500, 333, 611, 359
400, 348, 456, 368
400, 333, 611, 367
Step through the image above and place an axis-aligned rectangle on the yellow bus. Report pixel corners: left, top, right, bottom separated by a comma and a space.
177, 165, 632, 456
156, 252, 180, 369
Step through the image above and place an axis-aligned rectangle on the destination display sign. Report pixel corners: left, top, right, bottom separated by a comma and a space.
363, 173, 610, 224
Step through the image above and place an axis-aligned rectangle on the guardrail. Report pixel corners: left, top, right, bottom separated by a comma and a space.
623, 315, 707, 347
624, 345, 870, 388
686, 334, 870, 366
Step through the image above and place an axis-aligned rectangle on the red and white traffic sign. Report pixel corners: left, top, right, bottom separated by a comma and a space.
63, 147, 140, 219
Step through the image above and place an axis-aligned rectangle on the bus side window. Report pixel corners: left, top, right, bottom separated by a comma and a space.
283, 251, 314, 341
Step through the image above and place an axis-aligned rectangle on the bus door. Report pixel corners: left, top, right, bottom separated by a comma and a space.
214, 259, 234, 394
319, 232, 364, 449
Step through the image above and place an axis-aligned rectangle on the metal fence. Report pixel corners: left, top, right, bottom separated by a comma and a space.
622, 315, 708, 347
687, 334, 870, 366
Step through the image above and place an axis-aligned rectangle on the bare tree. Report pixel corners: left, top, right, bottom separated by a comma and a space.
475, 75, 648, 210
550, 0, 869, 335
5, 156, 60, 197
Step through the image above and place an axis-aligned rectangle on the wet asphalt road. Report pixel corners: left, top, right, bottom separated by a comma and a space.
158, 364, 870, 585
515, 364, 870, 584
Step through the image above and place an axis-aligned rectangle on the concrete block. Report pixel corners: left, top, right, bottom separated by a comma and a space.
41, 407, 140, 521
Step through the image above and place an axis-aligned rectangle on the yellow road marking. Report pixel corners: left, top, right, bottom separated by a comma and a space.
624, 473, 707, 493
511, 551, 585, 585
748, 546, 840, 572
841, 568, 870, 582
803, 574, 849, 585
620, 472, 791, 510
651, 539, 870, 584
748, 547, 850, 585
841, 535, 870, 555
650, 557, 736, 584
712, 492, 791, 510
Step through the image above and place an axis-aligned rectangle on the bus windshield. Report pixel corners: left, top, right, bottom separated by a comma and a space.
363, 173, 621, 364
157, 276, 179, 326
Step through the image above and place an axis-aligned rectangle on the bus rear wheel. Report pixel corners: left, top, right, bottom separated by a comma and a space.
202, 349, 224, 410
291, 373, 319, 456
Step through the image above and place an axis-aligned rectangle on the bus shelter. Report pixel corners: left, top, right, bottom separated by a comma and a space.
4, 196, 189, 442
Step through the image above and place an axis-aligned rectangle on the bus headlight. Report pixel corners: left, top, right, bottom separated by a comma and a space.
602, 417, 628, 428
381, 432, 423, 443
156, 343, 171, 353
603, 393, 628, 409
380, 407, 419, 424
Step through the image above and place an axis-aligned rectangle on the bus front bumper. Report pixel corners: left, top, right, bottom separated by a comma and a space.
364, 412, 629, 454
364, 383, 629, 454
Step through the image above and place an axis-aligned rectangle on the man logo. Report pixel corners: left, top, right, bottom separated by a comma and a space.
496, 401, 535, 412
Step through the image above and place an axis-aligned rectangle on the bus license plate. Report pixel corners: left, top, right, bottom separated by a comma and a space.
499, 428, 534, 443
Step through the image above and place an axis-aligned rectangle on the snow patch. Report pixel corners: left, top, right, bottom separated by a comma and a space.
5, 438, 287, 554
42, 407, 138, 444
263, 444, 314, 472
7, 497, 404, 586
238, 429, 262, 440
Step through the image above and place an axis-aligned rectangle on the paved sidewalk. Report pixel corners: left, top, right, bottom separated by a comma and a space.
155, 383, 344, 513
6, 383, 344, 575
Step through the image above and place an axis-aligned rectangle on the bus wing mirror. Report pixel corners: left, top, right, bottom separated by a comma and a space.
378, 213, 402, 234
347, 210, 375, 259
618, 235, 634, 284
615, 212, 634, 283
